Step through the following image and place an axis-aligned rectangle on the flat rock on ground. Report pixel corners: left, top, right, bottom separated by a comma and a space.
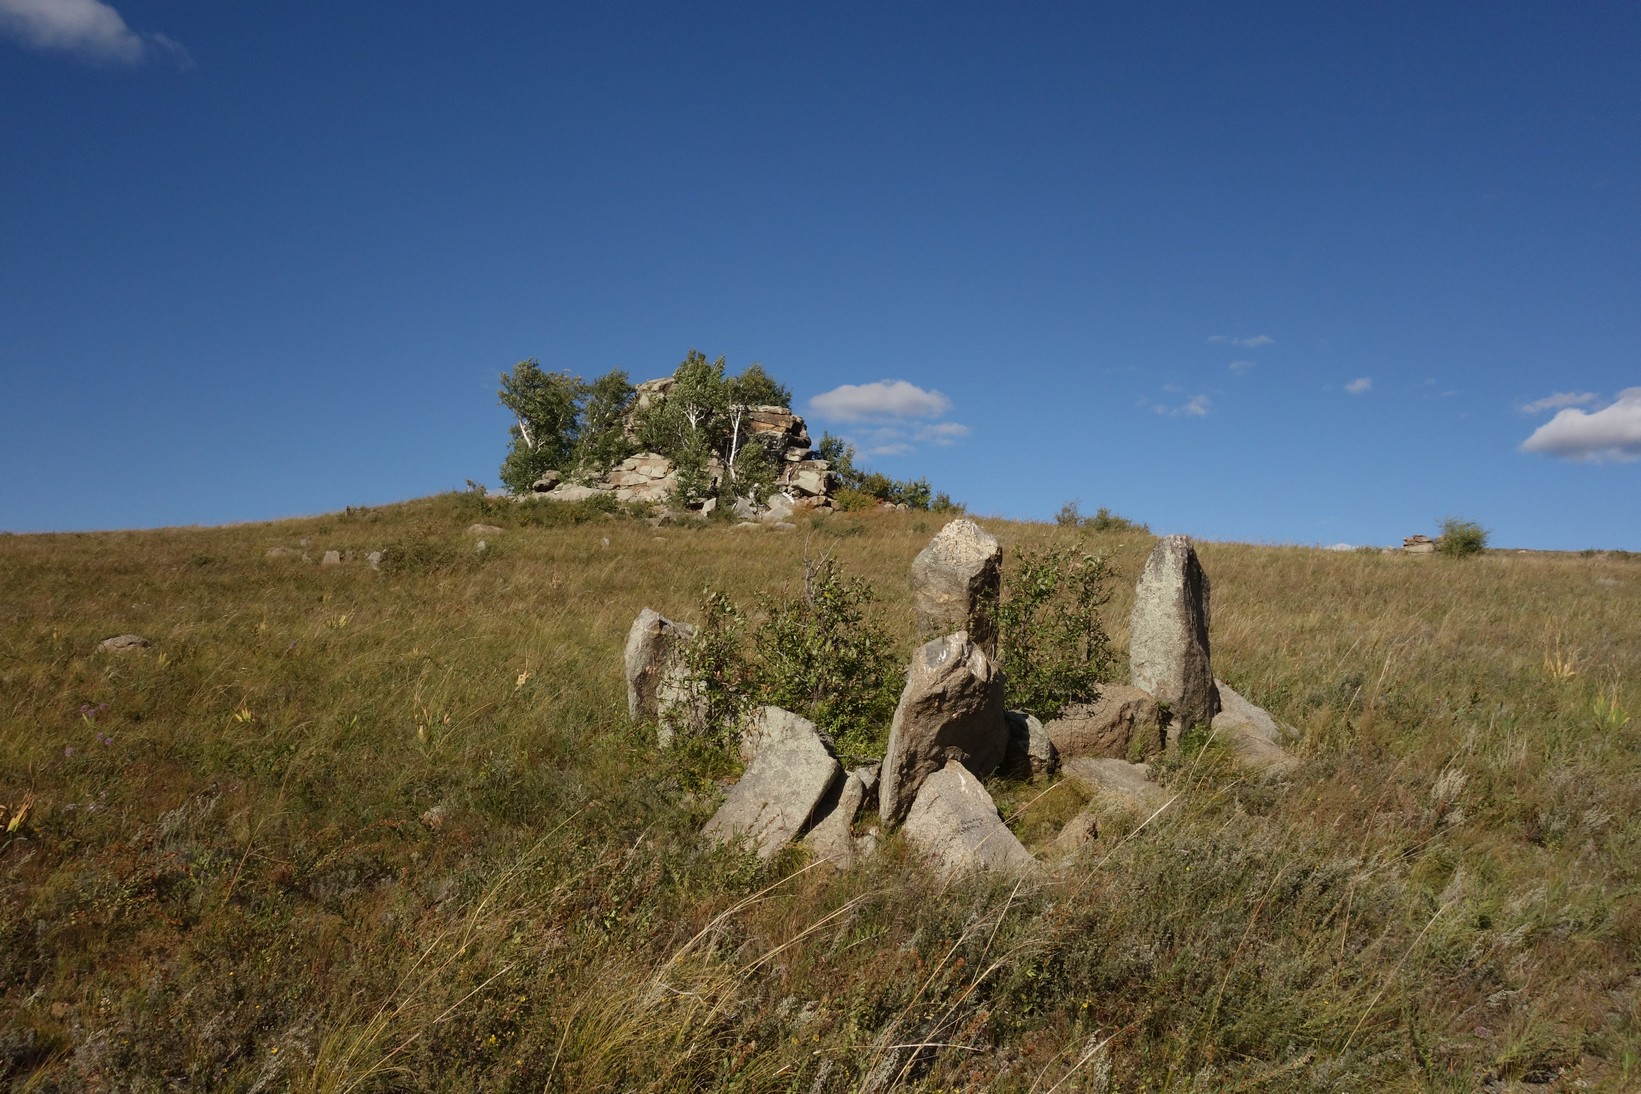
1061, 757, 1169, 816
900, 760, 1040, 879
97, 634, 151, 653
703, 718, 841, 861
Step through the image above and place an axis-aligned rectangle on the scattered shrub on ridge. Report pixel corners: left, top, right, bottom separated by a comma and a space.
1438, 517, 1489, 557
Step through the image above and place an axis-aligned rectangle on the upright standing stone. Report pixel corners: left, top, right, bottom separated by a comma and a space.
878, 631, 1006, 827
1129, 535, 1218, 738
623, 608, 696, 723
910, 519, 1002, 654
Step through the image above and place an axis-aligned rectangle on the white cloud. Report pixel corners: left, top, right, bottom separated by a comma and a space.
1520, 387, 1641, 462
1521, 391, 1598, 415
811, 378, 968, 457
1150, 393, 1211, 418
809, 379, 951, 422
1345, 377, 1373, 395
1228, 360, 1255, 376
1208, 334, 1275, 349
0, 0, 188, 65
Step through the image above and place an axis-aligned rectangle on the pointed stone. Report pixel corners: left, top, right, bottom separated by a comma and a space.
1002, 710, 1059, 782
1210, 680, 1298, 774
1129, 535, 1218, 739
703, 718, 841, 861
910, 519, 1002, 654
623, 608, 696, 724
900, 760, 1040, 878
803, 772, 866, 868
878, 632, 1006, 827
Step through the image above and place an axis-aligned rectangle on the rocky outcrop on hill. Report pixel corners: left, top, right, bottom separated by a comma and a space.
530, 385, 836, 513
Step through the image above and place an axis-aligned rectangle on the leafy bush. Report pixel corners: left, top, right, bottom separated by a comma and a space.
1438, 517, 1489, 557
997, 545, 1117, 717
682, 557, 904, 762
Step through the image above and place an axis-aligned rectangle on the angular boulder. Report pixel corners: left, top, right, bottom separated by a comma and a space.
738, 705, 822, 765
1043, 685, 1165, 760
623, 608, 696, 724
1002, 710, 1059, 782
1129, 535, 1218, 739
97, 634, 151, 653
802, 770, 866, 868
900, 761, 1040, 878
543, 483, 606, 503
878, 632, 1007, 827
910, 519, 1002, 654
1210, 680, 1298, 774
703, 718, 840, 861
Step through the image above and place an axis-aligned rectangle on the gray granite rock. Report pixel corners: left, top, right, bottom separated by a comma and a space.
878, 632, 1006, 827
704, 719, 841, 861
900, 760, 1040, 878
1043, 685, 1165, 760
1129, 535, 1218, 740
910, 519, 1002, 654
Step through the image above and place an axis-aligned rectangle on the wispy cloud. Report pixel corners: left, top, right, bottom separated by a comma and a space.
0, 0, 189, 66
1208, 334, 1275, 349
1520, 391, 1598, 415
1150, 393, 1212, 418
1520, 387, 1641, 462
1345, 377, 1373, 395
1228, 360, 1255, 376
809, 379, 968, 457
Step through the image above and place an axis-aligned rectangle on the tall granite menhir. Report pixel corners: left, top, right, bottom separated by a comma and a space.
1128, 534, 1219, 737
909, 518, 1002, 655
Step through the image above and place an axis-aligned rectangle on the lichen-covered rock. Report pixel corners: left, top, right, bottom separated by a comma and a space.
1129, 535, 1218, 739
1043, 685, 1165, 760
623, 608, 696, 726
910, 520, 1002, 653
900, 761, 1040, 878
878, 632, 1006, 827
703, 719, 840, 861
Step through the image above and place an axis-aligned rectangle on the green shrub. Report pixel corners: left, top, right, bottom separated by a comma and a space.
1054, 499, 1149, 533
997, 545, 1117, 717
683, 558, 904, 763
1438, 517, 1489, 557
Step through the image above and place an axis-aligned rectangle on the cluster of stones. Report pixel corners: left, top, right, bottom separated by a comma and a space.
262, 524, 500, 570
625, 522, 1297, 879
527, 378, 838, 514
1401, 534, 1437, 555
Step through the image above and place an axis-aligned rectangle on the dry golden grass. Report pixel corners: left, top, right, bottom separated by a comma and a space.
1, 494, 1637, 1090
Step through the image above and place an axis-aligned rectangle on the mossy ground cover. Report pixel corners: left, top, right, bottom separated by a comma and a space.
2, 497, 1637, 1090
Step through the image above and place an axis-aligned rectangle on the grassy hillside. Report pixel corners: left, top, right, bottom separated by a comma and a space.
2, 495, 1638, 1091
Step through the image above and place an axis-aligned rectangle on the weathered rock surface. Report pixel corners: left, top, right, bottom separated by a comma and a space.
320, 550, 343, 567
703, 718, 840, 861
738, 705, 821, 765
910, 520, 1002, 653
1002, 710, 1059, 782
1402, 534, 1437, 554
1210, 680, 1298, 774
1062, 757, 1169, 816
541, 483, 605, 503
802, 771, 866, 867
623, 608, 696, 725
900, 761, 1040, 878
97, 634, 151, 653
530, 470, 561, 492
878, 632, 1007, 827
1043, 685, 1165, 760
1129, 535, 1218, 738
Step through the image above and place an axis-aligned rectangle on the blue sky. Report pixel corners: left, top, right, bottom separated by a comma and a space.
3, 2, 1638, 548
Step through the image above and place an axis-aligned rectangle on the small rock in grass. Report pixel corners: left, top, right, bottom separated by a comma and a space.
97, 634, 151, 653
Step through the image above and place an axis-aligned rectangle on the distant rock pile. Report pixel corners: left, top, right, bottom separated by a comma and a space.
624, 521, 1298, 878
529, 379, 837, 515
